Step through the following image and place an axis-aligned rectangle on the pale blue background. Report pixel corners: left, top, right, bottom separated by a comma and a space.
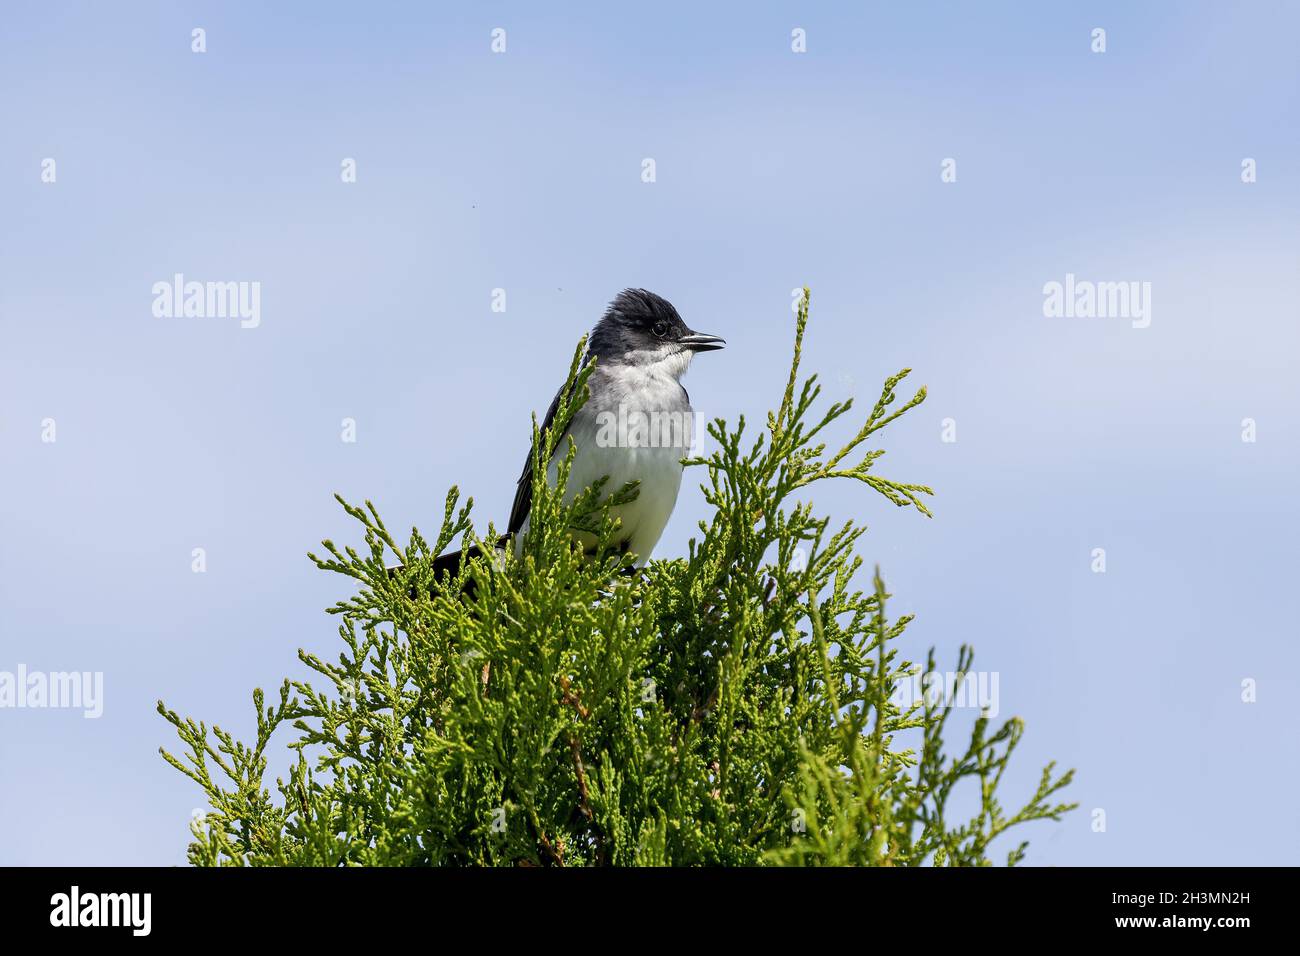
2, 1, 1297, 866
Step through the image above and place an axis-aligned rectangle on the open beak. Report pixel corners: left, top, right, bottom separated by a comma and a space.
680, 332, 726, 353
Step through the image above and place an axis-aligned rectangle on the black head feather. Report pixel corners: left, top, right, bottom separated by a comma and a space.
587, 289, 690, 362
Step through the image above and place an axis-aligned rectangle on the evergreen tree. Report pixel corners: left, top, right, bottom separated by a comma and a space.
159, 291, 1075, 866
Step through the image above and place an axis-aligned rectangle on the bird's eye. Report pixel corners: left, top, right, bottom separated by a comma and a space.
652, 321, 668, 338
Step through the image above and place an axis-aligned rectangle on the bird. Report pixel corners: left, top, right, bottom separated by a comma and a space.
412, 289, 724, 590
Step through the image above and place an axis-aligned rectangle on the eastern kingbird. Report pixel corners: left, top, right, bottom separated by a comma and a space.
417, 289, 724, 587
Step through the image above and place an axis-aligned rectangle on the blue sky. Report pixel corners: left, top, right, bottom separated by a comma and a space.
2, 1, 1297, 865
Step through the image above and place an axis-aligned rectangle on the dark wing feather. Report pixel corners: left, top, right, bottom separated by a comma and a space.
507, 381, 574, 536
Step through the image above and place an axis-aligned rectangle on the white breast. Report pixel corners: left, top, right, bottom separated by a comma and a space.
518, 363, 692, 566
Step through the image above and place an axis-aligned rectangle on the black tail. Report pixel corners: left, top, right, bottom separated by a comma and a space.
386, 536, 510, 598
386, 536, 645, 600
426, 544, 483, 580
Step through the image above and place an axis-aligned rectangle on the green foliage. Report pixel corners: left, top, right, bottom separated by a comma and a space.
159, 290, 1075, 866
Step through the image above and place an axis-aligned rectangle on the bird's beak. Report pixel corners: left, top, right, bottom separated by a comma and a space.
680, 332, 726, 353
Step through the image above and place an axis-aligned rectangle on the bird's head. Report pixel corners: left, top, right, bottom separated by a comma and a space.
587, 289, 725, 377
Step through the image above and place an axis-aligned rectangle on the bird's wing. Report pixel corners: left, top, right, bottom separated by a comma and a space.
507, 380, 574, 536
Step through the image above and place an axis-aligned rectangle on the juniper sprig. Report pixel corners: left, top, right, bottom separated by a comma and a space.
159, 289, 1074, 866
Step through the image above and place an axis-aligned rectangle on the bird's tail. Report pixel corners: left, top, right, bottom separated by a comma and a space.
426, 544, 481, 580
386, 536, 510, 597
